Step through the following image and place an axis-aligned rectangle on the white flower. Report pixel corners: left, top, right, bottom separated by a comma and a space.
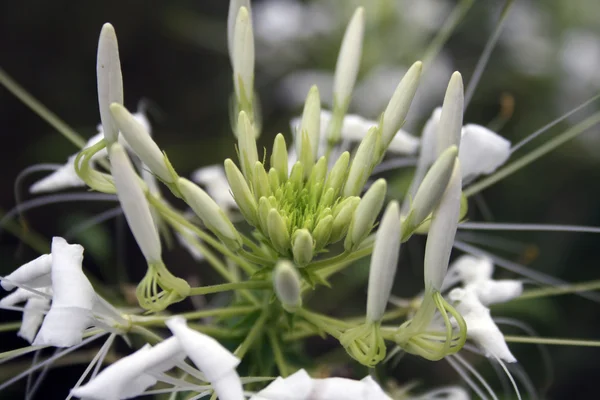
449, 287, 517, 363
250, 369, 391, 400
166, 316, 243, 400
72, 337, 185, 400
0, 287, 51, 343
1, 253, 52, 291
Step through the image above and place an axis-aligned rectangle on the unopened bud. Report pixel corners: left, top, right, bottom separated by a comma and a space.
271, 134, 289, 183
224, 159, 258, 226
436, 72, 463, 157
345, 179, 387, 251
330, 196, 360, 243
312, 215, 333, 250
292, 229, 314, 266
267, 209, 290, 254
296, 86, 321, 172
253, 161, 271, 199
324, 152, 350, 195
232, 7, 255, 106
97, 23, 123, 145
273, 260, 302, 312
343, 127, 379, 197
237, 111, 258, 180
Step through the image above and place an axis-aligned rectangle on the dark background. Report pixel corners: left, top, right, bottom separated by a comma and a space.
1, 0, 600, 398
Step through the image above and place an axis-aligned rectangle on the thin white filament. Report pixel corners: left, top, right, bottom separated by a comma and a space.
453, 240, 600, 303
446, 355, 490, 400
453, 353, 499, 400
26, 348, 58, 400
510, 93, 600, 154
0, 332, 104, 392
456, 231, 528, 254
493, 354, 522, 400
13, 164, 61, 218
459, 221, 600, 234
24, 350, 41, 399
90, 332, 117, 379
65, 206, 123, 239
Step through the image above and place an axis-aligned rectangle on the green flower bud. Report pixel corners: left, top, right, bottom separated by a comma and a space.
330, 196, 360, 243
345, 179, 387, 251
237, 111, 258, 180
319, 187, 335, 210
271, 134, 288, 183
403, 146, 458, 239
268, 168, 280, 193
292, 228, 314, 266
232, 6, 254, 108
224, 158, 258, 226
324, 151, 350, 195
258, 196, 272, 234
273, 260, 302, 312
267, 208, 290, 254
343, 127, 379, 197
313, 214, 333, 250
296, 86, 321, 176
436, 72, 463, 157
177, 177, 242, 251
288, 162, 304, 191
253, 161, 271, 200
308, 156, 327, 188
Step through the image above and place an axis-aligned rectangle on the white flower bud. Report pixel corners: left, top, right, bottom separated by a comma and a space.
273, 260, 302, 312
267, 209, 290, 254
296, 85, 322, 168
380, 61, 422, 151
423, 160, 462, 291
238, 111, 259, 180
233, 6, 255, 105
345, 179, 387, 251
367, 201, 402, 322
109, 143, 163, 263
97, 23, 123, 145
459, 124, 510, 180
178, 177, 243, 251
224, 159, 258, 225
343, 127, 379, 197
227, 0, 251, 62
292, 229, 314, 267
436, 72, 464, 157
332, 7, 364, 107
110, 103, 173, 184
271, 133, 289, 183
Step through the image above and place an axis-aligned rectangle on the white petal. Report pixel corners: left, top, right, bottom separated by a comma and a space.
386, 129, 420, 155
191, 164, 227, 185
310, 377, 368, 400
19, 297, 51, 343
469, 280, 523, 306
166, 317, 241, 382
459, 124, 510, 180
176, 230, 206, 261
251, 369, 313, 400
48, 237, 94, 309
1, 287, 45, 306
1, 254, 52, 291
30, 157, 85, 194
33, 307, 92, 347
361, 376, 392, 399
212, 370, 245, 400
451, 255, 494, 284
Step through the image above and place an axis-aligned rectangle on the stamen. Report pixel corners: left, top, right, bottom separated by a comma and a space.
452, 353, 499, 400
459, 221, 600, 234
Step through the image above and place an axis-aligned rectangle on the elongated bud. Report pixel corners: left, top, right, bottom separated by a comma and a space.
273, 260, 302, 312
224, 159, 258, 226
237, 111, 258, 180
312, 215, 333, 250
324, 152, 350, 195
258, 196, 272, 234
267, 209, 290, 254
177, 178, 242, 251
308, 156, 327, 188
367, 201, 401, 322
227, 0, 251, 62
97, 23, 123, 145
292, 229, 314, 266
333, 7, 364, 107
380, 61, 422, 151
343, 127, 379, 197
330, 196, 360, 243
109, 143, 162, 263
110, 104, 173, 184
253, 161, 271, 199
232, 6, 255, 106
297, 86, 321, 166
436, 72, 463, 157
424, 160, 462, 291
271, 134, 288, 183
403, 146, 458, 237
345, 179, 387, 251
288, 162, 304, 191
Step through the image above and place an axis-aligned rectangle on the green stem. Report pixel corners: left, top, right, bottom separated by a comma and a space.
268, 330, 290, 377
131, 305, 259, 326
0, 321, 22, 333
234, 309, 269, 359
297, 309, 343, 339
504, 335, 600, 347
189, 281, 271, 296
187, 323, 246, 339
510, 279, 600, 301
465, 110, 600, 197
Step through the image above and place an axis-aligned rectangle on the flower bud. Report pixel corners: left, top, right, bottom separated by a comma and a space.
345, 179, 387, 251
237, 111, 258, 180
253, 161, 271, 199
403, 146, 458, 238
367, 201, 402, 322
380, 61, 422, 152
232, 6, 255, 106
424, 160, 462, 291
312, 215, 333, 251
288, 161, 304, 191
330, 196, 360, 243
109, 143, 162, 263
436, 72, 463, 157
227, 0, 251, 62
292, 229, 314, 266
324, 153, 349, 196
177, 177, 242, 251
296, 86, 321, 174
224, 158, 258, 226
273, 260, 302, 312
271, 134, 289, 183
267, 209, 290, 254
97, 23, 123, 145
110, 104, 173, 184
268, 168, 280, 193
258, 196, 273, 234
343, 127, 379, 197
308, 156, 327, 188
332, 7, 364, 109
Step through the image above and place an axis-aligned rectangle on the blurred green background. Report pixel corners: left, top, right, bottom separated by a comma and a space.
1, 0, 600, 398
